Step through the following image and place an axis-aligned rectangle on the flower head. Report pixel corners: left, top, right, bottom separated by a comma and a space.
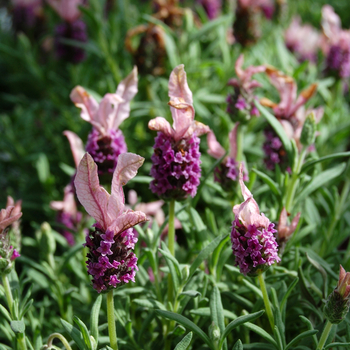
197, 0, 221, 20
148, 65, 210, 200
47, 0, 83, 22
321, 5, 350, 79
50, 184, 82, 246
227, 55, 265, 122
231, 166, 280, 276
207, 124, 248, 189
285, 17, 320, 63
68, 67, 138, 175
75, 152, 147, 292
324, 265, 350, 324
0, 201, 22, 275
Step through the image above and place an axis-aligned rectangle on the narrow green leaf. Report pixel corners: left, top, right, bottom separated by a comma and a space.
298, 266, 316, 306
306, 253, 328, 298
160, 242, 182, 279
90, 294, 102, 345
218, 311, 265, 349
155, 310, 213, 348
285, 330, 318, 350
133, 298, 166, 310
243, 322, 278, 348
255, 101, 292, 159
190, 208, 207, 232
174, 332, 193, 350
60, 319, 86, 350
180, 291, 201, 298
190, 307, 237, 320
324, 342, 350, 349
0, 305, 11, 322
159, 247, 180, 292
73, 317, 93, 350
251, 168, 281, 197
188, 234, 226, 282
301, 152, 350, 173
210, 286, 227, 350
299, 316, 318, 348
297, 163, 346, 202
241, 279, 263, 299
20, 299, 33, 319
280, 278, 299, 310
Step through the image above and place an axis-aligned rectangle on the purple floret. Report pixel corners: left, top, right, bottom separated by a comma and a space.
263, 128, 288, 171
150, 132, 202, 200
326, 44, 350, 79
54, 19, 88, 63
198, 0, 222, 20
86, 128, 127, 176
86, 227, 139, 293
231, 217, 280, 276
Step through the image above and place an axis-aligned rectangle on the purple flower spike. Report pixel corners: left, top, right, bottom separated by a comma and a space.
197, 0, 221, 20
148, 65, 210, 200
54, 19, 88, 63
231, 166, 280, 276
227, 55, 265, 123
75, 152, 147, 292
207, 125, 248, 191
321, 6, 350, 79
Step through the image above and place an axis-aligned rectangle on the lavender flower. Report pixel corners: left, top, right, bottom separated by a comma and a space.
47, 0, 87, 63
231, 166, 280, 276
54, 19, 87, 63
285, 17, 320, 63
324, 265, 350, 324
50, 184, 83, 246
148, 65, 210, 200
261, 68, 320, 170
75, 152, 147, 293
11, 0, 43, 34
227, 55, 265, 123
207, 125, 248, 190
197, 0, 221, 20
68, 67, 138, 176
276, 207, 300, 255
0, 202, 22, 275
321, 5, 350, 79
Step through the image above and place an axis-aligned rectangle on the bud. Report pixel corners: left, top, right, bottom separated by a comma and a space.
209, 322, 220, 342
37, 222, 56, 258
324, 265, 350, 324
300, 112, 316, 146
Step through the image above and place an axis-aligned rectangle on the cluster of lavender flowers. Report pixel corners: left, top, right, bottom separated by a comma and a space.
207, 125, 248, 191
226, 55, 265, 123
150, 132, 201, 200
149, 65, 210, 201
261, 67, 319, 170
0, 199, 22, 275
321, 5, 350, 79
231, 166, 280, 276
11, 0, 44, 34
85, 225, 138, 293
262, 128, 287, 171
197, 0, 221, 20
86, 128, 127, 175
74, 152, 147, 293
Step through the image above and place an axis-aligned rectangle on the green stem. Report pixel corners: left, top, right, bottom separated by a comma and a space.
236, 124, 244, 162
2, 274, 13, 317
107, 290, 119, 350
317, 320, 333, 350
258, 273, 275, 330
2, 274, 27, 350
167, 200, 176, 256
46, 333, 73, 350
285, 147, 307, 213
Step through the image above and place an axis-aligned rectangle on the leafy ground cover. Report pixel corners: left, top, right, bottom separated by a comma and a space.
1, 0, 350, 349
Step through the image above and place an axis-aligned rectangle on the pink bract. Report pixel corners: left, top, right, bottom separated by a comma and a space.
47, 0, 84, 22
70, 66, 138, 137
148, 64, 210, 142
74, 152, 147, 234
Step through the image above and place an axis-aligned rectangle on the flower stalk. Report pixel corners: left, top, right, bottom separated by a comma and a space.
258, 272, 275, 330
316, 320, 333, 350
107, 290, 119, 350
